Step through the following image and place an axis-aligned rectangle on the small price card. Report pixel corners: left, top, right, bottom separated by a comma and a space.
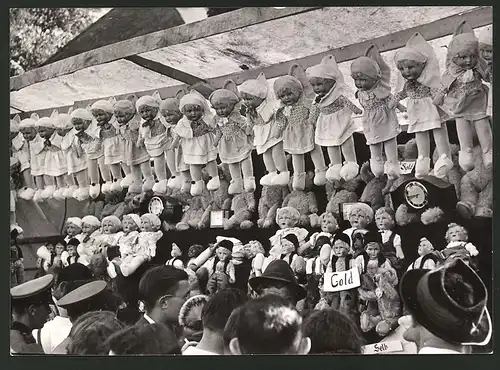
323, 267, 361, 292
362, 340, 403, 355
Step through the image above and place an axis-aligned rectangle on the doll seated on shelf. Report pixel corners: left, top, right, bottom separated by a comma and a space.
343, 203, 374, 248
77, 215, 102, 266
203, 238, 236, 295
61, 238, 81, 267
166, 243, 185, 270
407, 237, 439, 271
115, 213, 141, 259
375, 207, 405, 276
269, 206, 309, 254
444, 223, 479, 258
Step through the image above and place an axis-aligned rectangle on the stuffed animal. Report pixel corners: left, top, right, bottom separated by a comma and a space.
101, 189, 128, 219
199, 164, 232, 229
281, 171, 319, 228
325, 177, 361, 220
224, 191, 255, 230
176, 182, 211, 231
358, 161, 386, 213
257, 184, 289, 228
163, 187, 192, 231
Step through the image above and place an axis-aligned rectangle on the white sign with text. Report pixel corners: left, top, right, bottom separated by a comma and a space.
323, 268, 361, 292
399, 161, 416, 175
362, 341, 403, 355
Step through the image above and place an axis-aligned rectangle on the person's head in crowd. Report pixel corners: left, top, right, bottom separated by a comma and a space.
401, 259, 492, 354
138, 265, 190, 328
249, 260, 307, 306
302, 308, 365, 354
10, 225, 23, 246
229, 294, 311, 355
107, 323, 181, 355
222, 306, 243, 355
65, 311, 126, 355
178, 295, 208, 342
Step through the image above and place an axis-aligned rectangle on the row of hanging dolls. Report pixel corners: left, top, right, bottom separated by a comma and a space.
11, 22, 492, 206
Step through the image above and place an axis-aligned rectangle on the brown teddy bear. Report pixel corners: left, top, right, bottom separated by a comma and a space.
281, 171, 320, 228
257, 184, 289, 228
224, 191, 255, 230
358, 161, 386, 214
325, 177, 361, 220
199, 164, 232, 229
101, 188, 128, 219
176, 181, 211, 231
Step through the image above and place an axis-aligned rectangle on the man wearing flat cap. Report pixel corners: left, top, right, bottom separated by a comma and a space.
10, 275, 54, 354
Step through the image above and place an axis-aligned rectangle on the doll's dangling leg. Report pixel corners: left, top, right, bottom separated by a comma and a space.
33, 175, 45, 203
474, 117, 493, 170
369, 143, 384, 178
228, 162, 243, 195
414, 131, 431, 178
98, 156, 113, 194
310, 145, 327, 186
40, 175, 56, 200
206, 160, 220, 191
165, 150, 182, 190
127, 164, 142, 194
18, 169, 36, 200
152, 155, 168, 194
455, 118, 475, 172
383, 138, 400, 180
271, 142, 290, 186
291, 154, 306, 191
88, 158, 101, 199
326, 145, 342, 181
109, 163, 124, 192
260, 149, 278, 186
432, 125, 454, 179
241, 155, 256, 193
63, 173, 77, 199
73, 169, 89, 201
139, 160, 155, 192
52, 175, 67, 201
190, 164, 204, 196
120, 163, 134, 189
339, 135, 359, 181
180, 170, 192, 193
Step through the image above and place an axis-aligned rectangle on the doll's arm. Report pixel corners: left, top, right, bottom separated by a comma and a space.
253, 253, 265, 277
120, 254, 148, 277
393, 234, 405, 260
308, 103, 321, 128
340, 96, 363, 115
432, 84, 448, 106
213, 125, 223, 147
227, 262, 236, 284
171, 134, 181, 150
173, 259, 185, 270
190, 246, 214, 271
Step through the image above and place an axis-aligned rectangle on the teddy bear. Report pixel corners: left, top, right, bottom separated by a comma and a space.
101, 188, 128, 219
162, 186, 192, 231
176, 182, 211, 231
82, 196, 105, 220
281, 171, 319, 228
325, 175, 363, 220
257, 184, 289, 228
224, 191, 255, 230
199, 164, 232, 229
358, 161, 387, 214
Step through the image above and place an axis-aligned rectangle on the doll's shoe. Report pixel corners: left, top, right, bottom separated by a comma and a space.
260, 171, 277, 186
64, 185, 78, 198
142, 178, 155, 192
18, 187, 36, 201
482, 149, 493, 170
101, 181, 113, 194
370, 158, 385, 178
292, 172, 306, 191
313, 168, 327, 186
190, 180, 204, 196
120, 174, 135, 188
41, 185, 56, 199
128, 180, 142, 194
181, 181, 191, 193
167, 176, 183, 190
73, 187, 90, 202
152, 179, 168, 194
456, 201, 475, 219
272, 170, 290, 186
385, 160, 400, 181
228, 178, 243, 195
244, 176, 256, 193
110, 180, 123, 193
207, 176, 221, 191
433, 154, 454, 179
33, 189, 43, 203
325, 164, 342, 181
52, 188, 65, 201
458, 148, 474, 172
340, 161, 359, 181
89, 183, 101, 199
415, 156, 431, 179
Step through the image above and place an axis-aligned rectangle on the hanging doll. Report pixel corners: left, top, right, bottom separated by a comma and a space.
444, 222, 479, 258
273, 64, 328, 190
343, 203, 374, 248
391, 32, 453, 179
350, 45, 403, 180
204, 238, 236, 295
77, 215, 102, 265
306, 55, 363, 182
433, 20, 492, 171
375, 207, 404, 275
477, 26, 492, 119
210, 80, 255, 194
10, 116, 36, 200
91, 99, 132, 193
407, 237, 438, 271
113, 98, 154, 194
61, 238, 80, 267
64, 217, 84, 244
238, 72, 290, 186
166, 243, 185, 269
173, 90, 220, 196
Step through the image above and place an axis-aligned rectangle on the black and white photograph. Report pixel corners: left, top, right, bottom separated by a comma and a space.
9, 6, 493, 356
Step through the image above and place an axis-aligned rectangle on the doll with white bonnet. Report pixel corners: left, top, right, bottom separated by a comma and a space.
238, 72, 290, 187
113, 98, 154, 194
64, 217, 83, 243
407, 237, 438, 271
273, 64, 328, 190
10, 116, 36, 200
444, 222, 479, 258
137, 94, 174, 194
91, 99, 132, 193
375, 207, 404, 273
391, 33, 453, 179
350, 45, 403, 180
174, 90, 220, 196
433, 20, 492, 171
477, 25, 492, 118
307, 55, 363, 182
166, 243, 185, 270
210, 80, 255, 194
77, 215, 102, 265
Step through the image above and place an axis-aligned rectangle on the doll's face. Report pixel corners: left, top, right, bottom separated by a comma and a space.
171, 244, 182, 258
333, 240, 349, 257
281, 239, 295, 254
366, 263, 378, 277
365, 244, 380, 260
161, 109, 183, 125
46, 244, 55, 253
114, 110, 135, 125
91, 109, 113, 126
321, 213, 338, 233
396, 59, 426, 81
375, 211, 393, 231
138, 105, 159, 121
71, 118, 91, 132
276, 87, 301, 106
82, 223, 98, 235
308, 77, 336, 97
348, 209, 369, 229
20, 127, 37, 141
140, 218, 154, 232
277, 212, 295, 229
480, 45, 493, 63
122, 216, 138, 233
418, 239, 434, 257
182, 104, 204, 122
447, 226, 466, 242
212, 101, 236, 118
452, 48, 479, 70
240, 92, 264, 109
55, 243, 65, 256
67, 245, 77, 256
56, 128, 71, 137
37, 126, 55, 139
351, 72, 377, 90
66, 223, 81, 237
216, 248, 231, 261
101, 220, 117, 234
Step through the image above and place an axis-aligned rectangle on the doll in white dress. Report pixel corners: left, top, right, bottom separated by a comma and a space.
10, 116, 36, 200
478, 26, 492, 119
77, 215, 102, 266
63, 217, 84, 244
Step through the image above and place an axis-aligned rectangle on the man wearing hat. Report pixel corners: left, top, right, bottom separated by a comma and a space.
400, 259, 492, 354
249, 259, 307, 308
11, 275, 54, 354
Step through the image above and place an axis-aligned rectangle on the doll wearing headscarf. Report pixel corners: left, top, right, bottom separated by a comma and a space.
391, 33, 453, 179
113, 98, 154, 194
433, 20, 492, 172
70, 108, 109, 199
77, 215, 102, 265
477, 25, 492, 118
91, 99, 131, 193
175, 90, 220, 196
238, 72, 290, 187
306, 55, 363, 182
136, 94, 170, 194
64, 217, 84, 244
351, 45, 403, 181
10, 116, 36, 200
209, 81, 255, 194
273, 65, 328, 190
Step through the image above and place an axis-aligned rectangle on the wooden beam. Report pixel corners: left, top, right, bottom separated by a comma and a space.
10, 7, 321, 91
